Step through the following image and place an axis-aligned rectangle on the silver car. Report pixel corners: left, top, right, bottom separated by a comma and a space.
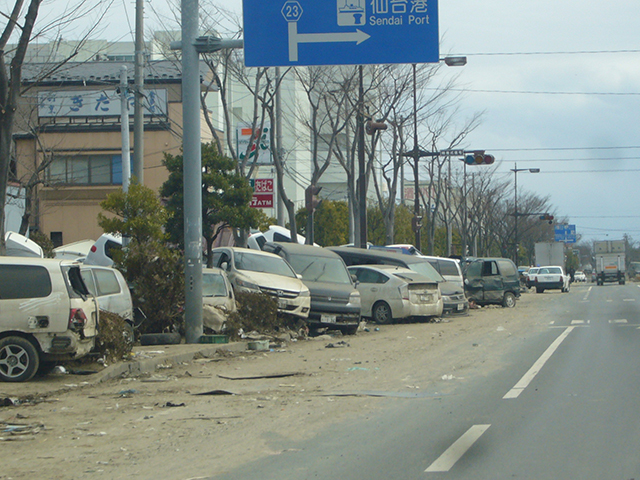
210, 247, 310, 319
348, 265, 443, 324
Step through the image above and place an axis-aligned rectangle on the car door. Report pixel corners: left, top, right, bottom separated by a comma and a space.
482, 260, 505, 303
463, 260, 485, 302
351, 267, 388, 316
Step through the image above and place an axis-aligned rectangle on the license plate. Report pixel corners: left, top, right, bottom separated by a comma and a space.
278, 299, 287, 309
321, 314, 336, 323
457, 303, 465, 310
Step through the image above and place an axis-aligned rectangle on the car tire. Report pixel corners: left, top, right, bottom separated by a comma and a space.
123, 322, 136, 347
502, 292, 516, 308
372, 301, 393, 325
0, 336, 40, 382
139, 332, 182, 346
536, 287, 544, 294
339, 324, 359, 335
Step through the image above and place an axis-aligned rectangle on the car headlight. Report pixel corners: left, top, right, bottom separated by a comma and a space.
348, 291, 361, 306
441, 295, 452, 302
299, 287, 310, 297
235, 277, 261, 292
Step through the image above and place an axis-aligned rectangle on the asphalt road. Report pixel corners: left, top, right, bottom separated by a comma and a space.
210, 283, 640, 480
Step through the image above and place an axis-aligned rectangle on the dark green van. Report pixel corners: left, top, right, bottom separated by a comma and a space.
462, 257, 521, 308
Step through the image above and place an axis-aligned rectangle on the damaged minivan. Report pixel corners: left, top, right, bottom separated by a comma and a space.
0, 258, 99, 382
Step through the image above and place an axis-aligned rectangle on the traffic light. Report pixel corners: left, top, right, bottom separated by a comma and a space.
365, 120, 388, 135
305, 185, 322, 213
539, 213, 554, 224
464, 151, 495, 165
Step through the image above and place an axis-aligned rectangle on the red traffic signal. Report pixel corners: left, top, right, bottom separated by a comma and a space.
365, 120, 387, 135
305, 185, 322, 213
464, 151, 495, 165
539, 213, 554, 224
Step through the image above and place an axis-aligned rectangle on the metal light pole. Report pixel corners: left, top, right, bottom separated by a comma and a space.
401, 58, 466, 251
172, 8, 243, 343
511, 163, 540, 265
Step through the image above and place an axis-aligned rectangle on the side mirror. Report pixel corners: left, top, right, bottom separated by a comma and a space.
464, 278, 470, 285
220, 261, 229, 271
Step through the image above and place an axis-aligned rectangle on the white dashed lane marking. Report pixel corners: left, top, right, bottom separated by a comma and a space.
425, 425, 491, 473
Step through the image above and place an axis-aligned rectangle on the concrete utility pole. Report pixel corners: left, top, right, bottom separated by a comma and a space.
119, 66, 131, 194
133, 0, 145, 184
174, 1, 243, 343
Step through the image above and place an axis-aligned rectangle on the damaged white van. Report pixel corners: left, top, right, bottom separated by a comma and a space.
0, 258, 99, 382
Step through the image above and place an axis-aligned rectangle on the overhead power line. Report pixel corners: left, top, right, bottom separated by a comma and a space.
435, 87, 640, 96
450, 49, 640, 57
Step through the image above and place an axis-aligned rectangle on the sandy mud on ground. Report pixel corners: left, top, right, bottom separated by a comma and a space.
0, 291, 559, 479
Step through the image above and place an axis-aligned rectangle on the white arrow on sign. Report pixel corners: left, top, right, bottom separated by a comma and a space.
288, 22, 370, 62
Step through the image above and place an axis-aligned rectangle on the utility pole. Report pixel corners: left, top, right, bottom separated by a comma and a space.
119, 66, 131, 194
356, 65, 367, 249
171, 14, 243, 344
133, 0, 145, 184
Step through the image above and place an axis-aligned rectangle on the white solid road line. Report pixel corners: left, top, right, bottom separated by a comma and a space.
503, 326, 575, 399
425, 425, 491, 473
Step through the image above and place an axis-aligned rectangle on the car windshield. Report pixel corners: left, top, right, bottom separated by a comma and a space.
287, 255, 352, 284
234, 251, 296, 278
542, 267, 562, 274
405, 261, 444, 282
202, 272, 228, 297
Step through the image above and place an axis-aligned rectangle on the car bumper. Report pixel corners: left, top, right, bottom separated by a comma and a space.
397, 297, 444, 319
535, 281, 564, 289
442, 298, 469, 316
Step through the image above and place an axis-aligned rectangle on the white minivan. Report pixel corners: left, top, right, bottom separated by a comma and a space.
0, 258, 99, 382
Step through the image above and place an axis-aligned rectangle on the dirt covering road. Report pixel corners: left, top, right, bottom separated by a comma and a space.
0, 291, 556, 479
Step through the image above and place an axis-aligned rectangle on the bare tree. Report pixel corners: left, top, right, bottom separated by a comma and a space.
0, 0, 109, 253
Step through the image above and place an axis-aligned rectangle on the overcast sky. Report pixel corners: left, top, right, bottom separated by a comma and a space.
39, 0, 640, 244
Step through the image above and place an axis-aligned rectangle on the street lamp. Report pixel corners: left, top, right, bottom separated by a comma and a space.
511, 163, 540, 264
401, 57, 466, 251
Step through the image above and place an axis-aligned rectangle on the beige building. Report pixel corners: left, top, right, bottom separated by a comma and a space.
14, 60, 213, 246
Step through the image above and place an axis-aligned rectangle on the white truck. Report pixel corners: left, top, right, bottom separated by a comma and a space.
534, 242, 565, 268
594, 240, 625, 285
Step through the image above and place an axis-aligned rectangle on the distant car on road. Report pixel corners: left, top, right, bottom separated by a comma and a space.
534, 266, 571, 293
524, 267, 540, 288
574, 270, 587, 282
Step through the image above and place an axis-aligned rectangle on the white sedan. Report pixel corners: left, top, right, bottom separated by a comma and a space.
574, 271, 587, 282
534, 266, 571, 293
348, 265, 443, 324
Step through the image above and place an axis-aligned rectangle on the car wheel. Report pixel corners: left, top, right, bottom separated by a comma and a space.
0, 336, 40, 382
372, 301, 393, 324
502, 292, 516, 308
536, 287, 544, 294
123, 322, 136, 347
339, 324, 359, 335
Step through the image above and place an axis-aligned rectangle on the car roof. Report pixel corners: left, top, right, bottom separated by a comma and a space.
264, 242, 340, 259
328, 246, 430, 265
0, 256, 80, 267
215, 246, 284, 259
348, 264, 437, 282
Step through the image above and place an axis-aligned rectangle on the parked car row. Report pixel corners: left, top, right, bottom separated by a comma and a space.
0, 236, 526, 382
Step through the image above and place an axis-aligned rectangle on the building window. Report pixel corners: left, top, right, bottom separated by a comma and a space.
50, 231, 63, 247
46, 154, 127, 186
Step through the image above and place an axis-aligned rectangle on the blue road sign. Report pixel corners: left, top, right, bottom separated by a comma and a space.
242, 0, 439, 67
555, 224, 577, 244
